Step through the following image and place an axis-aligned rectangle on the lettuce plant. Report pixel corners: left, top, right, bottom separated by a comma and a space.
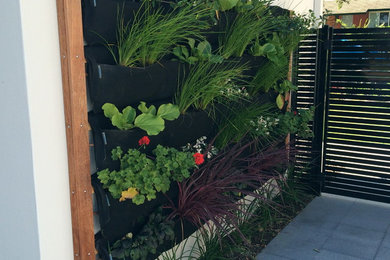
172, 38, 223, 65
102, 102, 179, 135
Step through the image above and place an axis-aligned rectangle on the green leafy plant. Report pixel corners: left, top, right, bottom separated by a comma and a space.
175, 61, 248, 114
108, 3, 211, 67
275, 80, 297, 109
173, 38, 224, 65
97, 143, 197, 205
251, 107, 314, 139
249, 33, 292, 94
276, 107, 315, 139
250, 33, 287, 67
102, 102, 180, 135
110, 207, 175, 260
217, 105, 314, 148
219, 1, 276, 58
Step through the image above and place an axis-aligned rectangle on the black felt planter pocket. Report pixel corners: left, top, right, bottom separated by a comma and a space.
82, 0, 142, 45
86, 59, 182, 113
95, 214, 199, 260
89, 113, 163, 171
89, 111, 217, 171
82, 0, 173, 45
92, 174, 179, 244
163, 110, 217, 148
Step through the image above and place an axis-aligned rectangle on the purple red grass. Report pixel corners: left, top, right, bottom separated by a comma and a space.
165, 139, 290, 240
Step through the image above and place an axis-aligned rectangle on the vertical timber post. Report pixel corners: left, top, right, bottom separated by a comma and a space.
56, 0, 95, 259
311, 25, 333, 194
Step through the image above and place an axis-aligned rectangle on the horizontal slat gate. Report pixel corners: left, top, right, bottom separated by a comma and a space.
323, 28, 390, 203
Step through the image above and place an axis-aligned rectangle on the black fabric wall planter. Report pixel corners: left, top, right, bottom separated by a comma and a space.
82, 0, 172, 45
95, 218, 198, 260
92, 174, 179, 244
89, 111, 216, 171
84, 45, 116, 65
82, 0, 142, 45
86, 58, 182, 113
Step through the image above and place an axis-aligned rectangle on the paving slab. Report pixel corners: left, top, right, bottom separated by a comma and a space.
256, 193, 390, 260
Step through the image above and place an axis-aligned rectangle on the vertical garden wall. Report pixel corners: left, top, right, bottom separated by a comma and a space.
81, 0, 317, 258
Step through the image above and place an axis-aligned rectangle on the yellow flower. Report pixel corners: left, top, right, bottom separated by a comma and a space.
119, 188, 139, 202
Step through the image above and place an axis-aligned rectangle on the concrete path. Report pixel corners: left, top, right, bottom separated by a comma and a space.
256, 193, 390, 260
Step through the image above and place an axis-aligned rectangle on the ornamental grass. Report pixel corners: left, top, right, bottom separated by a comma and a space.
109, 3, 211, 67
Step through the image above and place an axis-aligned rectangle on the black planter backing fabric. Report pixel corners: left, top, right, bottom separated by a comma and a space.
89, 111, 217, 171
86, 58, 182, 113
82, 0, 141, 45
84, 45, 116, 65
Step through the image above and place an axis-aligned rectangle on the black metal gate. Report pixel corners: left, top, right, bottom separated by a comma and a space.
293, 26, 390, 203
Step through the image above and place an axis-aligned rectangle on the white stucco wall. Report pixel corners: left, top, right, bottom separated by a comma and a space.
275, 0, 323, 17
0, 0, 74, 259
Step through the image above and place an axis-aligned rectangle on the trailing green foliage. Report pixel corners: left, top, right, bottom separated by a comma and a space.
175, 61, 248, 114
110, 207, 175, 260
97, 145, 196, 205
219, 0, 276, 58
102, 102, 180, 135
109, 3, 211, 67
276, 107, 315, 139
173, 38, 224, 65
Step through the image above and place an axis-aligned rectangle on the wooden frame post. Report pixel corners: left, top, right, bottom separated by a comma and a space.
56, 0, 95, 259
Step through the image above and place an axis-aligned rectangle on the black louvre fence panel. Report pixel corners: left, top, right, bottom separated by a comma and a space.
322, 28, 390, 203
292, 29, 327, 194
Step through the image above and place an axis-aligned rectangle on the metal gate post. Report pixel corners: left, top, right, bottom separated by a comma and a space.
311, 25, 333, 194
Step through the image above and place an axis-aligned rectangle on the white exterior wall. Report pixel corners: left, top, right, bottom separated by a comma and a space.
0, 0, 73, 259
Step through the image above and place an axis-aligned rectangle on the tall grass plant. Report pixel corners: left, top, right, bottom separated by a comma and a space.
109, 3, 211, 67
175, 61, 249, 114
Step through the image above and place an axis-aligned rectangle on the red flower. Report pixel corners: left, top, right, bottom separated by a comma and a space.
138, 136, 150, 146
193, 153, 204, 165
293, 111, 297, 115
